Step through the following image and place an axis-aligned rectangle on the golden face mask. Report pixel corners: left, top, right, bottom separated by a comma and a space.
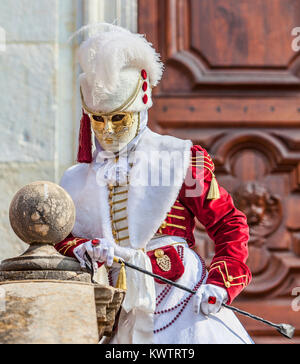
90, 111, 140, 152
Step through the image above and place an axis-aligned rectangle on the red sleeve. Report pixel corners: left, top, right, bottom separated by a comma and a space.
55, 234, 89, 258
179, 145, 251, 304
55, 235, 104, 268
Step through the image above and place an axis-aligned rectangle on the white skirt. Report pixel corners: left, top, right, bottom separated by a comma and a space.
153, 243, 253, 344
110, 237, 254, 344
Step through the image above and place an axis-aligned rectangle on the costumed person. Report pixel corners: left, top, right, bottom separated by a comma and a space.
55, 23, 253, 344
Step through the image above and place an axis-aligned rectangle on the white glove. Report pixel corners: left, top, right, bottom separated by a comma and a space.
73, 238, 115, 272
193, 284, 228, 316
73, 238, 135, 272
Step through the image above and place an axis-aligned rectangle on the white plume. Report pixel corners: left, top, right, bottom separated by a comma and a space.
76, 23, 164, 98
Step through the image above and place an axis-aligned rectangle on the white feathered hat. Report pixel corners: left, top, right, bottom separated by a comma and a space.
76, 23, 164, 162
79, 23, 163, 113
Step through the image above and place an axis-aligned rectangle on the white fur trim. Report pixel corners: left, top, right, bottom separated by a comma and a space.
61, 164, 114, 244
127, 129, 192, 249
60, 129, 192, 250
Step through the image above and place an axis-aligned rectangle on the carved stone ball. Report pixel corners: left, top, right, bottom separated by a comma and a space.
9, 181, 75, 245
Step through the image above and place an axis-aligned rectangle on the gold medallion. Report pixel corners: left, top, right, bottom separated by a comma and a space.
154, 249, 171, 272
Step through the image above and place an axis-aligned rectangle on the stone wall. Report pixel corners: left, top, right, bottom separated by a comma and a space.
0, 0, 137, 261
0, 0, 79, 260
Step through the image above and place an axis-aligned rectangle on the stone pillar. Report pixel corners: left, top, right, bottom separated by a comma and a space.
82, 0, 138, 32
0, 181, 125, 344
0, 281, 98, 344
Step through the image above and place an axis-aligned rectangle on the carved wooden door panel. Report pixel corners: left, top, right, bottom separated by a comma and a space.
138, 0, 300, 343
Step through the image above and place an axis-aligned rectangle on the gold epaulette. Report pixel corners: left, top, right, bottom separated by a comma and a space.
190, 153, 220, 200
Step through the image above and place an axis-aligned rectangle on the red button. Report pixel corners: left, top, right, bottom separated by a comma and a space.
208, 296, 216, 304
91, 239, 100, 246
142, 94, 148, 104
141, 69, 147, 80
142, 81, 148, 92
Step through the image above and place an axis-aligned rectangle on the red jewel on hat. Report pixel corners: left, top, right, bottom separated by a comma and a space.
208, 296, 216, 305
141, 69, 147, 80
142, 94, 148, 104
91, 239, 100, 247
142, 81, 148, 92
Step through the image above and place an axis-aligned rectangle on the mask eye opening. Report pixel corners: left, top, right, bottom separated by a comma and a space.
112, 114, 126, 122
92, 115, 104, 122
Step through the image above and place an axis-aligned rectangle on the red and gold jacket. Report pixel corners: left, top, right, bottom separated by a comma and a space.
55, 145, 251, 304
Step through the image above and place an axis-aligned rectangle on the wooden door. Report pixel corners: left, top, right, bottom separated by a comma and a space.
138, 0, 300, 343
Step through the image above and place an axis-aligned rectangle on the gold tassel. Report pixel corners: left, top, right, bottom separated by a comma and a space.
207, 173, 220, 200
115, 262, 127, 291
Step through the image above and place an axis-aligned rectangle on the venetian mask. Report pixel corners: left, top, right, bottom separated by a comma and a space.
90, 111, 140, 152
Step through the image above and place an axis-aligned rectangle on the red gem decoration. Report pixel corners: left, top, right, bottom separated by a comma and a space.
142, 81, 148, 92
142, 94, 148, 104
208, 296, 216, 305
91, 239, 100, 247
141, 69, 147, 80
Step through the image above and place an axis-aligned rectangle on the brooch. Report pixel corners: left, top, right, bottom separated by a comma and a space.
154, 249, 171, 272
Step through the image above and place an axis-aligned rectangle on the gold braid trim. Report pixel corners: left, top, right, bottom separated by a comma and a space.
191, 161, 214, 168
191, 156, 213, 163
58, 238, 82, 255
160, 221, 186, 231
172, 205, 185, 211
190, 157, 220, 200
167, 214, 185, 220
209, 261, 249, 289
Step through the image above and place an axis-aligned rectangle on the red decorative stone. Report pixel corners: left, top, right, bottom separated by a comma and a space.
141, 69, 147, 80
208, 296, 216, 304
142, 81, 148, 92
142, 94, 148, 104
91, 239, 100, 247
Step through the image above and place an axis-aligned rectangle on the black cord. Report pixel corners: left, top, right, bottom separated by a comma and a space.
85, 253, 96, 284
